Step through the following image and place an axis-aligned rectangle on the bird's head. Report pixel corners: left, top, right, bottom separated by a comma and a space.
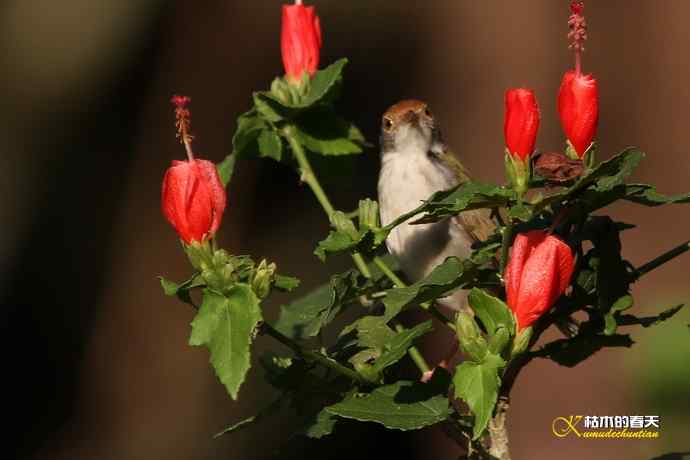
380, 99, 438, 155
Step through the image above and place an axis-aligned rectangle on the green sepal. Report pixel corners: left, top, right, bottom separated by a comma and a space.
504, 149, 530, 196
510, 326, 533, 357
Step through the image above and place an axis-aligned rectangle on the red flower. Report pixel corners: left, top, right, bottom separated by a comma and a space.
558, 70, 599, 157
281, 3, 322, 83
504, 88, 540, 160
161, 159, 226, 244
505, 231, 575, 330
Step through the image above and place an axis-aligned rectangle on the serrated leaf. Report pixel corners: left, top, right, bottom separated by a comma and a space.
275, 270, 370, 339
452, 353, 506, 439
292, 59, 347, 108
535, 148, 645, 213
533, 333, 634, 367
593, 148, 645, 192
257, 129, 283, 161
189, 285, 263, 399
382, 257, 475, 321
293, 108, 364, 156
342, 316, 396, 350
232, 109, 268, 158
253, 92, 288, 122
373, 321, 433, 373
326, 373, 452, 431
304, 409, 339, 439
159, 274, 204, 306
468, 288, 515, 336
393, 182, 515, 226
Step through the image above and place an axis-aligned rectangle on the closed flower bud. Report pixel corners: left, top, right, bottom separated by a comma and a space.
504, 88, 540, 161
558, 70, 599, 158
251, 259, 277, 299
455, 311, 488, 362
505, 231, 575, 330
281, 3, 322, 84
161, 159, 227, 244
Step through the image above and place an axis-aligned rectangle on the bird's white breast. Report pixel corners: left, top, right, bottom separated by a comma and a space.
378, 148, 472, 285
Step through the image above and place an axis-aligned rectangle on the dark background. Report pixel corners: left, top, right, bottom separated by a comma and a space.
1, 1, 688, 459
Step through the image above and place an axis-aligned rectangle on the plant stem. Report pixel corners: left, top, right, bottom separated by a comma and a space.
633, 240, 690, 279
283, 125, 372, 278
283, 127, 431, 375
262, 322, 371, 385
499, 220, 514, 276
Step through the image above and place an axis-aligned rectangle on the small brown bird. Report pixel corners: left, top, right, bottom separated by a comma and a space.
378, 100, 495, 311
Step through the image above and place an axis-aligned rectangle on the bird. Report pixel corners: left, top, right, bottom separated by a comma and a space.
377, 99, 495, 311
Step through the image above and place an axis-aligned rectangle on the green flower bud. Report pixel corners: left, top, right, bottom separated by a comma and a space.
456, 311, 489, 362
251, 259, 277, 299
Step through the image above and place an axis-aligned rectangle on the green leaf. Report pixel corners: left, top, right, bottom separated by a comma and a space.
383, 257, 477, 321
468, 288, 515, 336
189, 285, 263, 399
623, 184, 690, 206
342, 316, 396, 350
217, 153, 237, 187
293, 59, 348, 108
252, 59, 348, 119
253, 92, 288, 122
275, 270, 371, 339
326, 373, 453, 431
617, 304, 685, 328
213, 395, 285, 438
304, 409, 339, 439
452, 353, 506, 439
592, 148, 645, 192
293, 108, 364, 156
508, 204, 533, 222
535, 148, 645, 212
159, 274, 204, 306
232, 109, 268, 158
274, 274, 300, 292
532, 333, 634, 367
257, 129, 283, 161
373, 320, 434, 373
394, 181, 515, 226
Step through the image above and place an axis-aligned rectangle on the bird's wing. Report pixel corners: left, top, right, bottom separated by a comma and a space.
454, 209, 496, 243
433, 143, 497, 243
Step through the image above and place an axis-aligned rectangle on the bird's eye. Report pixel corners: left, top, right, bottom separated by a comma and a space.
383, 117, 394, 131
424, 107, 433, 118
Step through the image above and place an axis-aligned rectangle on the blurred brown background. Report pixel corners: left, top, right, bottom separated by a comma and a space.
1, 1, 688, 459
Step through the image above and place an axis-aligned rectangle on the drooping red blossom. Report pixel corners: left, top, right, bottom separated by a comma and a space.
558, 70, 599, 157
505, 231, 575, 330
504, 88, 541, 160
281, 3, 322, 83
161, 159, 226, 244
